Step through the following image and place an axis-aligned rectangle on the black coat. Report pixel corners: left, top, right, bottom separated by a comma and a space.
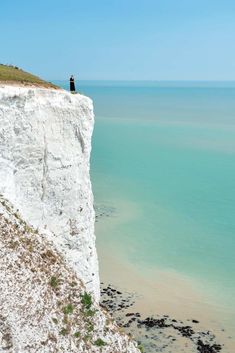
70, 77, 75, 92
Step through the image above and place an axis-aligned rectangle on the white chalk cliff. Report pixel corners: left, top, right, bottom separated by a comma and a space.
0, 86, 99, 299
0, 85, 140, 352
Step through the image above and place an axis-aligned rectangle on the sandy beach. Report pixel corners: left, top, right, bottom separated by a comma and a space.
98, 241, 235, 352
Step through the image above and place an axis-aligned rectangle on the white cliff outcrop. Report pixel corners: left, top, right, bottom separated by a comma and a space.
0, 85, 99, 299
0, 84, 140, 353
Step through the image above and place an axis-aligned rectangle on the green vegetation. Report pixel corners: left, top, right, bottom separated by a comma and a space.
81, 292, 92, 310
84, 309, 96, 317
49, 276, 59, 288
63, 303, 74, 315
52, 318, 58, 324
137, 344, 145, 352
74, 331, 81, 338
94, 338, 107, 347
0, 64, 58, 88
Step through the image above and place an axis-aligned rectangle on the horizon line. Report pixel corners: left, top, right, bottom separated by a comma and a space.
49, 79, 235, 82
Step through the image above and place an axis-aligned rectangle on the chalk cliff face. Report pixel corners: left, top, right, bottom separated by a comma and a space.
0, 85, 140, 353
0, 86, 99, 300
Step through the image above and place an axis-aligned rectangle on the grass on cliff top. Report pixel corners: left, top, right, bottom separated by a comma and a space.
0, 64, 58, 89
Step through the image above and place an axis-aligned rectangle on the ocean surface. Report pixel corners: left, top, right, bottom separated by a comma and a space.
57, 81, 235, 314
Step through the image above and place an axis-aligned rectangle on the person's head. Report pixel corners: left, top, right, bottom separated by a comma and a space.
70, 75, 74, 79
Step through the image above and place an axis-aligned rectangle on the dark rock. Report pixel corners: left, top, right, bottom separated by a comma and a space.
197, 339, 222, 353
126, 313, 135, 317
176, 325, 195, 337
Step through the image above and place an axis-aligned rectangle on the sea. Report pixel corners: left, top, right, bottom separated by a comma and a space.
56, 80, 235, 327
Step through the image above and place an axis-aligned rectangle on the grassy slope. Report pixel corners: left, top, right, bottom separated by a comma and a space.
0, 64, 58, 89
0, 195, 139, 353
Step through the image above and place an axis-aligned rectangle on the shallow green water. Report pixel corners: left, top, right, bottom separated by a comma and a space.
58, 81, 235, 310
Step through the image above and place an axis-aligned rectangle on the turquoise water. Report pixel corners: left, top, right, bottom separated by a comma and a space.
57, 81, 235, 309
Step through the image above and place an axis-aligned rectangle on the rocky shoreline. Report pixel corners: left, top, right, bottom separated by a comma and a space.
100, 283, 224, 353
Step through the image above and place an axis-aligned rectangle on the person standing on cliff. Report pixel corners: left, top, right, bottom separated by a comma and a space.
70, 75, 76, 92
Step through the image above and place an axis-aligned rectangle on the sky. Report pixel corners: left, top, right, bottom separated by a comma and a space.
1, 0, 235, 81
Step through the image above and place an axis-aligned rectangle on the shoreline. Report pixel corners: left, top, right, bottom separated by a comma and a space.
98, 248, 235, 352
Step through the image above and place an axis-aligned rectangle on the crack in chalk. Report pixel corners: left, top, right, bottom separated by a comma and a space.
41, 132, 48, 202
75, 127, 85, 153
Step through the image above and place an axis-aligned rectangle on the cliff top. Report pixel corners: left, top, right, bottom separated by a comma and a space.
0, 64, 59, 89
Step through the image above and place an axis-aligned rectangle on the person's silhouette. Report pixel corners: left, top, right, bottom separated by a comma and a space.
70, 75, 76, 92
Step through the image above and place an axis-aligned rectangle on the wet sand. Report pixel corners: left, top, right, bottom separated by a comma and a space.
98, 246, 235, 352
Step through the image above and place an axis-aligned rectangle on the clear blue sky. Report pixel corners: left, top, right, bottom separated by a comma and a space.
1, 0, 235, 80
